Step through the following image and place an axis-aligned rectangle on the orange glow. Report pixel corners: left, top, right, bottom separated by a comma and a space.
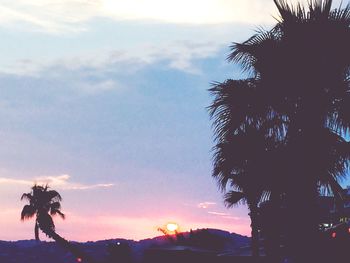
166, 223, 179, 232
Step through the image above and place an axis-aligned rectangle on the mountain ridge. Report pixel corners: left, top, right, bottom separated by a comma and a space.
0, 228, 250, 263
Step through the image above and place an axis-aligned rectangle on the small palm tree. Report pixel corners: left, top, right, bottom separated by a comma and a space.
21, 184, 93, 263
21, 184, 65, 241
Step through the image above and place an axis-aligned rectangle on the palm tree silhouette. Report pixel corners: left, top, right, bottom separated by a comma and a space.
209, 79, 286, 258
209, 1, 350, 262
21, 184, 93, 263
21, 184, 65, 241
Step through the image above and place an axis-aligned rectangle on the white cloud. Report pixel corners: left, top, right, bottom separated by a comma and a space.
0, 0, 277, 34
207, 211, 229, 216
76, 80, 119, 94
1, 40, 222, 78
197, 201, 216, 209
1, 0, 346, 34
101, 0, 276, 25
0, 0, 100, 33
158, 41, 221, 73
0, 174, 115, 190
0, 177, 33, 186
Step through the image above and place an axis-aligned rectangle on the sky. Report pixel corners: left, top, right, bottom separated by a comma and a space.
0, 0, 348, 242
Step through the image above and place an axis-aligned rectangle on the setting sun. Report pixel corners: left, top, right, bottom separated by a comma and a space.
166, 223, 179, 232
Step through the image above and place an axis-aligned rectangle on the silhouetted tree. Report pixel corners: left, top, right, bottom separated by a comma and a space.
209, 80, 286, 258
21, 184, 65, 241
209, 1, 350, 262
21, 184, 93, 263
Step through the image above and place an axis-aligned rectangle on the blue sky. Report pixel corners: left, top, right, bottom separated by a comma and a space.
0, 0, 348, 241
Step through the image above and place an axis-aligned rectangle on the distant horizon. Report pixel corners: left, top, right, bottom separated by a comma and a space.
0, 227, 251, 243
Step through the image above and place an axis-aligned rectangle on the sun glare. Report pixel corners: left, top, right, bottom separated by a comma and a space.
166, 223, 179, 232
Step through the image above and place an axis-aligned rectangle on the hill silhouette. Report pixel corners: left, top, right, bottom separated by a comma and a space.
0, 229, 250, 263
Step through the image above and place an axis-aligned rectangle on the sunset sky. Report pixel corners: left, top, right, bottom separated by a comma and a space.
0, 0, 348, 242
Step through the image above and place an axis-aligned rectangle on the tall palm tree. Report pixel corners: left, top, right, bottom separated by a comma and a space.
209, 1, 350, 262
21, 184, 93, 263
209, 78, 287, 258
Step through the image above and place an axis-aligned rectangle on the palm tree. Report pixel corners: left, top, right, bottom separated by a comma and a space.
21, 184, 93, 263
209, 1, 350, 262
209, 78, 287, 258
21, 184, 65, 241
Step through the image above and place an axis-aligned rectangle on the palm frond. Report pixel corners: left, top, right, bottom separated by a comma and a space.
227, 30, 277, 74
211, 129, 267, 191
21, 205, 36, 221
329, 89, 350, 135
224, 191, 246, 208
208, 79, 272, 143
273, 0, 307, 23
330, 2, 350, 24
47, 190, 62, 202
259, 191, 272, 203
308, 0, 332, 20
49, 202, 65, 219
20, 193, 33, 202
50, 201, 61, 211
50, 209, 65, 219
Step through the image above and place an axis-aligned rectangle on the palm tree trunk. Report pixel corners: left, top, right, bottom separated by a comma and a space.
286, 181, 319, 263
249, 205, 259, 258
34, 220, 40, 241
267, 192, 282, 263
284, 119, 322, 263
39, 227, 95, 263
